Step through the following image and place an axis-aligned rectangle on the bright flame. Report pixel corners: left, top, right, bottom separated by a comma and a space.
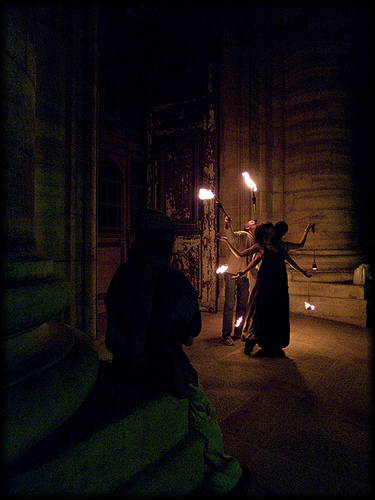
199, 188, 215, 200
216, 265, 228, 274
235, 316, 243, 327
304, 301, 315, 311
242, 172, 257, 191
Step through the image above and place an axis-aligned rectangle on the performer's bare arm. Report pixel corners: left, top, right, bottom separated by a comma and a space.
217, 234, 261, 258
285, 253, 312, 278
232, 253, 263, 279
284, 223, 315, 251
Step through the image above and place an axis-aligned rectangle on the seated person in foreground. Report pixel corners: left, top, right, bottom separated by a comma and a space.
104, 208, 250, 495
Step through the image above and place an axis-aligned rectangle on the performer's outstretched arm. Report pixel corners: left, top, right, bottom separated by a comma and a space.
285, 253, 312, 278
217, 233, 261, 258
284, 223, 315, 251
233, 253, 263, 278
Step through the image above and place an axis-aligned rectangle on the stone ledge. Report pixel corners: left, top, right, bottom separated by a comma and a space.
289, 280, 365, 300
4, 278, 73, 337
288, 270, 354, 283
4, 323, 99, 463
5, 321, 75, 387
4, 258, 54, 281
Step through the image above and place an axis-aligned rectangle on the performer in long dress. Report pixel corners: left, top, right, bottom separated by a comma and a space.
217, 222, 314, 357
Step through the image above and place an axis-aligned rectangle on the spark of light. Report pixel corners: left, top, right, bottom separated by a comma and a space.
216, 265, 228, 274
198, 188, 215, 200
304, 301, 315, 311
235, 316, 243, 327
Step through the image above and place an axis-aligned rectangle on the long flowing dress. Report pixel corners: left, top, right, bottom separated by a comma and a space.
242, 245, 290, 351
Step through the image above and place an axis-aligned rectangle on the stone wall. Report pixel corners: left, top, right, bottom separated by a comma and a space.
283, 8, 363, 279
4, 6, 100, 464
217, 8, 370, 324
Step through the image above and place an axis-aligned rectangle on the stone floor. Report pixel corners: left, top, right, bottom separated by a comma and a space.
187, 312, 372, 498
94, 311, 372, 497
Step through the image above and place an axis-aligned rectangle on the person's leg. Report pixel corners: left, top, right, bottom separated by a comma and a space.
222, 273, 236, 345
233, 276, 249, 339
241, 283, 259, 353
188, 383, 243, 494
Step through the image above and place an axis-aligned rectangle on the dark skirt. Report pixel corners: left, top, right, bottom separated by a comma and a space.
242, 249, 290, 350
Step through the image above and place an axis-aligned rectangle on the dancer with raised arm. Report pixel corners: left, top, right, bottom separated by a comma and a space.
218, 222, 314, 357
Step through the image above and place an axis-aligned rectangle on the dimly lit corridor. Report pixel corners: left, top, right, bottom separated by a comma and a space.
4, 4, 372, 497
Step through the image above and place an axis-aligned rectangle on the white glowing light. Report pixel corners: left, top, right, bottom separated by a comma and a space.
199, 188, 215, 200
304, 301, 315, 311
242, 172, 257, 191
216, 265, 228, 274
235, 316, 243, 327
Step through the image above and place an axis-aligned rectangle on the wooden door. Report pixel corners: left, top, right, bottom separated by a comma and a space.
147, 99, 218, 311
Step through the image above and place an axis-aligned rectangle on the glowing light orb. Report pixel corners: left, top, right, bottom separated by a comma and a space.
198, 188, 215, 200
216, 265, 228, 274
235, 316, 243, 327
304, 301, 315, 311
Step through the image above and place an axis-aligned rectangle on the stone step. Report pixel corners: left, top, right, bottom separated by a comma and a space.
4, 322, 99, 463
289, 280, 365, 300
289, 281, 367, 327
4, 278, 73, 337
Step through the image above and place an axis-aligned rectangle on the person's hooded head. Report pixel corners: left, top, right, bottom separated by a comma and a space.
274, 221, 288, 239
130, 208, 176, 264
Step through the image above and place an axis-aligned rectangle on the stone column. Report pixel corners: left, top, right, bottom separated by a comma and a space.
4, 7, 98, 464
217, 10, 252, 311
283, 8, 363, 281
219, 9, 252, 228
4, 8, 36, 253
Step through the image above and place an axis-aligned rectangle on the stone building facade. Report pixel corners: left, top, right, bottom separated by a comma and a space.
214, 7, 372, 325
146, 7, 371, 325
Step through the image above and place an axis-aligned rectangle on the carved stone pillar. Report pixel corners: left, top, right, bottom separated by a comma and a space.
4, 7, 98, 464
283, 8, 363, 281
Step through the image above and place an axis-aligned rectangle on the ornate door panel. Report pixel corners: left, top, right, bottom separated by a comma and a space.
148, 99, 218, 311
161, 139, 201, 294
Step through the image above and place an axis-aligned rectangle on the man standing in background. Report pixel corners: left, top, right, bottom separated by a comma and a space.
221, 216, 257, 345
